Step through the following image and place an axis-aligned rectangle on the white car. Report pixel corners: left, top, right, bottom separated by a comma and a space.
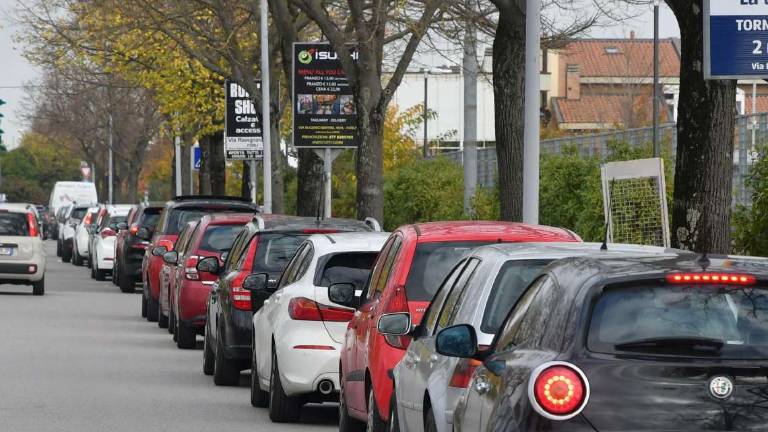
60, 204, 93, 263
90, 205, 132, 281
0, 203, 47, 295
72, 206, 100, 267
251, 232, 389, 422
387, 242, 681, 432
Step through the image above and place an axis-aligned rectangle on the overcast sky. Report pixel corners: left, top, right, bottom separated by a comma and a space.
0, 0, 680, 150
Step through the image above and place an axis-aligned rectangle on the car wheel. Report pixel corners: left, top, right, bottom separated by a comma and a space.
56, 240, 62, 257
62, 246, 71, 263
367, 385, 388, 432
157, 301, 168, 328
268, 347, 301, 422
213, 325, 240, 386
32, 277, 45, 296
95, 268, 107, 281
250, 344, 269, 407
86, 252, 92, 269
389, 392, 400, 432
424, 406, 437, 432
146, 295, 159, 322
72, 247, 82, 266
168, 311, 176, 335
120, 274, 136, 294
177, 321, 196, 350
202, 324, 215, 376
90, 260, 96, 279
339, 376, 365, 432
141, 292, 147, 318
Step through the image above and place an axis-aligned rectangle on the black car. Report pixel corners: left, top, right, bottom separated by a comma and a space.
113, 203, 163, 293
198, 214, 381, 386
443, 253, 768, 432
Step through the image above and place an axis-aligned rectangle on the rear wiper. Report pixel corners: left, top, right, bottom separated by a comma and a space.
615, 337, 724, 354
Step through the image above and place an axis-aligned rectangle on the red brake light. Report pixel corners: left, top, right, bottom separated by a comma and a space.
231, 272, 251, 311
184, 256, 200, 280
383, 285, 411, 349
288, 297, 354, 322
449, 358, 483, 389
130, 224, 139, 235
666, 273, 756, 285
158, 239, 174, 252
27, 213, 38, 237
530, 363, 589, 420
84, 213, 93, 225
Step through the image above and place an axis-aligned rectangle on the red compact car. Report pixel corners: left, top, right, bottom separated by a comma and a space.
159, 221, 198, 331
169, 213, 251, 349
337, 221, 581, 431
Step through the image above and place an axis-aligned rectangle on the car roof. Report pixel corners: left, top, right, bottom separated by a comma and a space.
253, 215, 374, 232
0, 203, 36, 214
105, 205, 133, 213
198, 213, 255, 226
402, 221, 579, 243
471, 242, 683, 260
165, 196, 257, 208
308, 232, 390, 253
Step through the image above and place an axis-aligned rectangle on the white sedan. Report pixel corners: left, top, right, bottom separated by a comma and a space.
250, 232, 389, 423
72, 206, 100, 266
90, 205, 132, 281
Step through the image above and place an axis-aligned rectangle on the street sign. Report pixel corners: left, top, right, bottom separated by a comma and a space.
193, 146, 202, 171
705, 1, 768, 79
292, 42, 359, 148
224, 79, 263, 160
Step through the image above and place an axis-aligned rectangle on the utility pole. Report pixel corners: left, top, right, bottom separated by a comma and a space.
260, 0, 273, 213
423, 71, 429, 158
189, 144, 195, 194
174, 136, 182, 197
652, 0, 660, 157
108, 114, 114, 205
523, 0, 541, 224
463, 6, 478, 216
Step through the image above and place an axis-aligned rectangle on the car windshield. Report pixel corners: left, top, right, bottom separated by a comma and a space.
0, 213, 29, 236
317, 252, 379, 291
588, 284, 768, 359
165, 207, 250, 234
70, 207, 88, 220
199, 225, 243, 252
140, 209, 161, 228
480, 259, 552, 334
405, 241, 491, 302
252, 233, 308, 275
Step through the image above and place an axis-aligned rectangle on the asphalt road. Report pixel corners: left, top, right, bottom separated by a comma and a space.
0, 241, 338, 432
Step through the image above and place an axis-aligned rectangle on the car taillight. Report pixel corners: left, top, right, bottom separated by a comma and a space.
130, 224, 139, 235
383, 285, 411, 349
27, 213, 38, 237
530, 362, 589, 420
231, 272, 251, 311
158, 239, 174, 252
185, 256, 200, 280
83, 213, 93, 225
666, 273, 756, 285
288, 297, 354, 322
100, 228, 116, 239
449, 358, 483, 389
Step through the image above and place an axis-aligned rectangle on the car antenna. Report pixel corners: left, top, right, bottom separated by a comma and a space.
316, 183, 324, 222
601, 179, 615, 251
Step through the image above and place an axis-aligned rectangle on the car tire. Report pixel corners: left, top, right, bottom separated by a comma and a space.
95, 269, 107, 281
268, 348, 301, 422
250, 343, 269, 407
177, 321, 196, 349
158, 302, 168, 328
168, 311, 176, 335
72, 247, 82, 266
339, 377, 365, 432
56, 240, 62, 257
367, 386, 388, 432
213, 326, 240, 386
141, 293, 147, 318
424, 407, 437, 432
86, 252, 92, 269
32, 277, 45, 296
119, 274, 135, 294
203, 324, 215, 376
389, 392, 400, 432
62, 246, 71, 263
146, 296, 159, 322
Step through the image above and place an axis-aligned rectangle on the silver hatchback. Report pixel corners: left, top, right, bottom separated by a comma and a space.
0, 204, 47, 295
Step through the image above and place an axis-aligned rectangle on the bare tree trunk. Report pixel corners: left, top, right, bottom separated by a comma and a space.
270, 107, 285, 213
493, 9, 525, 222
297, 149, 323, 216
667, 0, 736, 254
199, 134, 212, 195
354, 97, 385, 222
209, 131, 226, 195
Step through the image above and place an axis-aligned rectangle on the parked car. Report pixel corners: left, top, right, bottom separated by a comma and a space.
90, 206, 131, 281
167, 213, 252, 349
114, 203, 162, 294
60, 204, 93, 263
336, 221, 581, 432
384, 242, 675, 432
251, 232, 389, 422
198, 215, 381, 387
55, 205, 70, 255
142, 196, 259, 323
0, 203, 46, 295
445, 253, 768, 431
72, 206, 100, 266
157, 221, 198, 329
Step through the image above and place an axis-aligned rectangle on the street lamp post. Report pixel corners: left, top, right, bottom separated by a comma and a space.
652, 0, 660, 158
423, 70, 429, 158
523, 0, 540, 224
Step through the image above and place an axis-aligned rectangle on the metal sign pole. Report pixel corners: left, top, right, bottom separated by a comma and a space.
313, 149, 341, 218
108, 114, 114, 205
260, 0, 272, 213
522, 0, 540, 224
174, 136, 182, 197
250, 160, 258, 205
189, 144, 195, 194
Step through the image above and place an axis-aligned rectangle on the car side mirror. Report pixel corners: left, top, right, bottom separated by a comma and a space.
243, 273, 271, 313
163, 251, 179, 265
377, 313, 412, 336
220, 251, 229, 263
196, 256, 221, 275
152, 246, 168, 257
117, 222, 128, 230
329, 283, 359, 308
136, 227, 152, 240
436, 324, 479, 359
108, 223, 119, 231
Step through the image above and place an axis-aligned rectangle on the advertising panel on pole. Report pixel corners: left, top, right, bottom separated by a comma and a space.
225, 79, 263, 160
705, 0, 768, 79
293, 42, 359, 148
193, 146, 202, 171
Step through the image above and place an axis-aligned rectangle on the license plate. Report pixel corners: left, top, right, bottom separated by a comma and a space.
0, 247, 13, 256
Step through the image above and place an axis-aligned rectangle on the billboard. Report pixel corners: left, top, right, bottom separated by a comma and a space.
705, 0, 768, 79
225, 79, 263, 160
293, 42, 359, 148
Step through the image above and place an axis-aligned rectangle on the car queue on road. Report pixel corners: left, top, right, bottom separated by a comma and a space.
35, 192, 768, 432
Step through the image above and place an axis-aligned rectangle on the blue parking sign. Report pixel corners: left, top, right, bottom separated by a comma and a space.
193, 147, 202, 171
705, 1, 768, 79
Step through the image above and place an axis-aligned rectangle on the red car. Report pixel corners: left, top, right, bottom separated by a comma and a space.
337, 221, 581, 431
159, 221, 198, 331
141, 196, 258, 324
168, 213, 251, 349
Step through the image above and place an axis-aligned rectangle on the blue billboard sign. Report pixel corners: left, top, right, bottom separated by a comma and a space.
705, 1, 768, 79
193, 146, 202, 171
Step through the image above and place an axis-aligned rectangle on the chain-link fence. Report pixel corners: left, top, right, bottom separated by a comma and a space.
443, 114, 768, 208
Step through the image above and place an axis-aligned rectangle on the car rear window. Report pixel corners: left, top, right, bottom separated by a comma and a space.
164, 207, 251, 234
588, 284, 768, 359
107, 216, 127, 226
252, 233, 308, 275
199, 225, 244, 252
315, 252, 379, 291
0, 213, 29, 236
139, 208, 161, 228
70, 208, 88, 221
405, 241, 492, 302
480, 259, 552, 334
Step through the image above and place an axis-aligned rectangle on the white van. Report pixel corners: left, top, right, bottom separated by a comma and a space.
49, 182, 98, 215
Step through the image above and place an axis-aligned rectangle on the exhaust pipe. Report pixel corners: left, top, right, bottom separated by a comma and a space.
318, 379, 334, 395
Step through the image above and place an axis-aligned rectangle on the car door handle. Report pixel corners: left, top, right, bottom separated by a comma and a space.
474, 375, 490, 395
